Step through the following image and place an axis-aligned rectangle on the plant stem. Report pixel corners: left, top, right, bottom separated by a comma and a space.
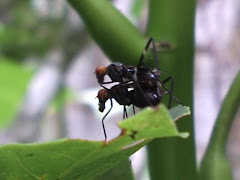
68, 0, 146, 65
146, 0, 198, 180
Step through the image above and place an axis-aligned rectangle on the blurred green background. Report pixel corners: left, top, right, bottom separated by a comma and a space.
0, 0, 239, 179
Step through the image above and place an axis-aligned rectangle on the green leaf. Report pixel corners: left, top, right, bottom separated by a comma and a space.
0, 59, 32, 127
200, 71, 240, 180
0, 105, 189, 180
169, 105, 191, 122
118, 105, 189, 139
95, 159, 134, 180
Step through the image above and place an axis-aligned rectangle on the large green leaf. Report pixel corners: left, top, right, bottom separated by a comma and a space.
0, 59, 32, 127
0, 105, 189, 180
95, 159, 134, 180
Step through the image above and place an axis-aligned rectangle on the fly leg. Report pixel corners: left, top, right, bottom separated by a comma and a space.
162, 76, 174, 109
132, 105, 135, 115
123, 105, 128, 119
101, 99, 113, 141
137, 38, 159, 69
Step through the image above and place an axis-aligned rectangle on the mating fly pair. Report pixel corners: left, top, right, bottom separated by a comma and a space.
95, 38, 182, 141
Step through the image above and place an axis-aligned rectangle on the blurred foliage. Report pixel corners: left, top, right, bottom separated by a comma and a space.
0, 0, 62, 60
131, 0, 145, 18
0, 58, 32, 127
0, 0, 87, 61
0, 0, 88, 127
0, 0, 238, 179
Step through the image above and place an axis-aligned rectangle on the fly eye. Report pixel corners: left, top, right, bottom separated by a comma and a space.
97, 89, 108, 101
95, 66, 107, 78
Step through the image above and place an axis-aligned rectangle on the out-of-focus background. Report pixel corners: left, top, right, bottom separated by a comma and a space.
0, 0, 239, 179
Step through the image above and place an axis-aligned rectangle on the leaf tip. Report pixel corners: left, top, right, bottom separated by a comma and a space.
179, 132, 190, 139
169, 104, 191, 122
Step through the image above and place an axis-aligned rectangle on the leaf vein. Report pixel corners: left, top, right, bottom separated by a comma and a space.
16, 155, 40, 179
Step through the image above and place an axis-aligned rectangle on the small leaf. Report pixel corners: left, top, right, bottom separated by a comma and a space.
0, 105, 190, 180
118, 105, 189, 140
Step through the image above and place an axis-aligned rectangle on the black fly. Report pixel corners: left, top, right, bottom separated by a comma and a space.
95, 38, 182, 141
